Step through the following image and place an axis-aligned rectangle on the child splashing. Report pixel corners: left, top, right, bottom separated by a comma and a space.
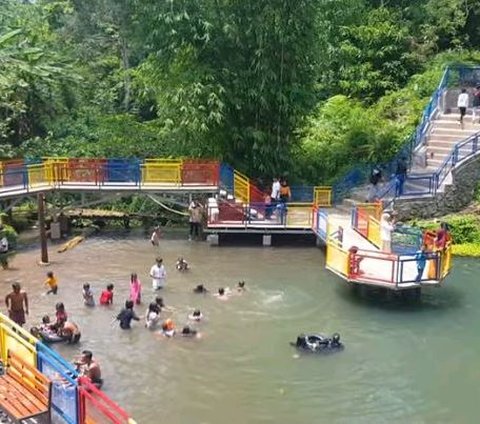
176, 257, 189, 271
129, 273, 142, 305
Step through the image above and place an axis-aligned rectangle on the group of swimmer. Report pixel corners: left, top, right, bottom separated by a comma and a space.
35, 255, 247, 347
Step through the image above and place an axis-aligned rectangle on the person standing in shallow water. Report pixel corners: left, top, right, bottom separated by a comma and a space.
129, 273, 142, 305
5, 283, 28, 327
150, 257, 167, 290
188, 201, 203, 241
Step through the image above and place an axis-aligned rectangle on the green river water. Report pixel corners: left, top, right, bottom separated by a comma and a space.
3, 232, 478, 424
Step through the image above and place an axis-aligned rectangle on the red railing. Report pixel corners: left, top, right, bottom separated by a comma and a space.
181, 160, 220, 185
214, 200, 245, 224
348, 248, 397, 285
78, 377, 130, 424
249, 183, 265, 205
67, 159, 107, 183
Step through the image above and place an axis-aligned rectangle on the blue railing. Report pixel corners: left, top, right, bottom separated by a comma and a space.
36, 342, 79, 424
391, 226, 423, 255
332, 65, 452, 203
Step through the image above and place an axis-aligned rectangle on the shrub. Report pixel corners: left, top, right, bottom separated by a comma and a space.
452, 243, 480, 257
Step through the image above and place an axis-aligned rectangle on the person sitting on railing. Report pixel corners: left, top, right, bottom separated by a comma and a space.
348, 246, 363, 277
415, 245, 427, 283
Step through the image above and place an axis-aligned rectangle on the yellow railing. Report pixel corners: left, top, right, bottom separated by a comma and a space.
142, 160, 182, 184
285, 203, 313, 227
441, 243, 452, 278
27, 164, 48, 187
0, 314, 38, 367
314, 186, 332, 207
233, 170, 250, 203
43, 157, 69, 183
326, 239, 349, 277
367, 216, 382, 248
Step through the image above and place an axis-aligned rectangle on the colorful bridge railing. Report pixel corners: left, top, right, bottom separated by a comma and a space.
331, 65, 480, 204
0, 158, 223, 192
310, 200, 452, 287
208, 191, 332, 229
0, 313, 135, 424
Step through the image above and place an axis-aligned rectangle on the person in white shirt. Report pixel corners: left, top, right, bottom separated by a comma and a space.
380, 212, 395, 253
270, 178, 281, 202
457, 88, 469, 125
150, 257, 167, 290
0, 236, 8, 253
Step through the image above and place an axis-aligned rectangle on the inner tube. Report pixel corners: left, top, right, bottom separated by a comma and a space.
291, 333, 344, 353
40, 331, 64, 344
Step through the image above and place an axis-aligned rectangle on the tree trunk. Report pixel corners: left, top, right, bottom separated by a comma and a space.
120, 36, 131, 111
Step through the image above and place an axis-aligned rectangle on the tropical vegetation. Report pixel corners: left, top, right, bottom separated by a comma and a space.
1, 0, 480, 183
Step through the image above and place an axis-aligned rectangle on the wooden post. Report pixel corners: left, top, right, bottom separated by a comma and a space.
38, 193, 49, 264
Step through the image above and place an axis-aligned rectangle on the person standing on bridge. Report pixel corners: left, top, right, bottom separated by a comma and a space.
5, 283, 28, 327
458, 88, 469, 127
472, 86, 480, 124
380, 212, 395, 253
394, 157, 408, 197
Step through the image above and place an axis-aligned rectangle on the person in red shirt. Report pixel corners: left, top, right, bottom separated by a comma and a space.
99, 284, 114, 305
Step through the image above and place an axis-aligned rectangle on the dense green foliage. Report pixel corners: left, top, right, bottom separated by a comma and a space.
1, 0, 480, 181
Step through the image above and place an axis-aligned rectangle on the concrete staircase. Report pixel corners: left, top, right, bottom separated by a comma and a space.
425, 113, 480, 168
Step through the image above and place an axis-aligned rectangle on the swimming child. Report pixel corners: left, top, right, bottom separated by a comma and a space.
129, 273, 142, 305
145, 302, 160, 329
99, 284, 114, 305
180, 326, 200, 338
161, 318, 176, 337
176, 257, 189, 271
83, 283, 95, 307
214, 288, 229, 301
44, 271, 58, 295
237, 281, 246, 292
193, 284, 208, 294
116, 300, 140, 330
40, 315, 51, 332
188, 309, 203, 322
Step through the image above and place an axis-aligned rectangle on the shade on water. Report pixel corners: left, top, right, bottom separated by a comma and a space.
5, 232, 478, 424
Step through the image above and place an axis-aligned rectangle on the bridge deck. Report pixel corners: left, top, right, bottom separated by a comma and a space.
0, 182, 219, 200
327, 210, 442, 290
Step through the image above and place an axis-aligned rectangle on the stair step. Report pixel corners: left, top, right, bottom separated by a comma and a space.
431, 128, 480, 136
426, 140, 470, 148
428, 134, 469, 142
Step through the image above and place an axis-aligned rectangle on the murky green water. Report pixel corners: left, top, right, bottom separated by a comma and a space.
3, 232, 478, 424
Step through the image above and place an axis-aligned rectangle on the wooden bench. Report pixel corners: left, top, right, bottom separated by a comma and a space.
0, 350, 51, 422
